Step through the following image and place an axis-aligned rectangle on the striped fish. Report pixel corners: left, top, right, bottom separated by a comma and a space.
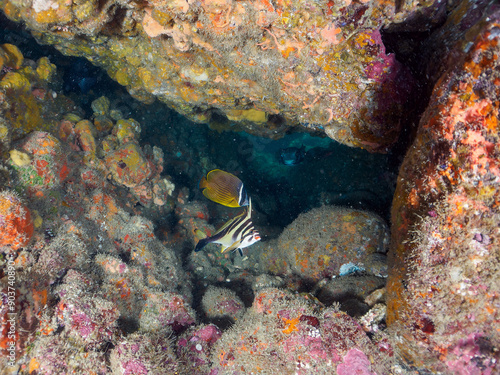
199, 169, 249, 208
194, 198, 260, 256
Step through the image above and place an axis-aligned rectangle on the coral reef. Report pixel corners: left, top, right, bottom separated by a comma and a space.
140, 290, 196, 334
387, 9, 500, 373
110, 333, 179, 375
27, 335, 109, 375
57, 98, 176, 210
176, 324, 222, 374
0, 46, 195, 373
0, 1, 499, 373
201, 285, 245, 323
9, 131, 69, 194
54, 272, 120, 349
0, 43, 23, 71
0, 51, 80, 142
210, 287, 391, 374
0, 0, 446, 150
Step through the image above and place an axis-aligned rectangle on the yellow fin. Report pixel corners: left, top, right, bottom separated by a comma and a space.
194, 229, 207, 240
221, 239, 243, 254
199, 176, 209, 189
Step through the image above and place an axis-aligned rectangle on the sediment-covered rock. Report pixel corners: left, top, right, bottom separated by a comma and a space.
271, 206, 389, 282
201, 285, 245, 323
109, 333, 179, 375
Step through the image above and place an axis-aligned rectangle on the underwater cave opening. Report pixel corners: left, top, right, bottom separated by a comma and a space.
137, 103, 400, 238
1, 13, 402, 241
0, 11, 418, 336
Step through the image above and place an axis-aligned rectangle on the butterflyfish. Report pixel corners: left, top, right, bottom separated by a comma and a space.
194, 198, 260, 256
199, 169, 249, 208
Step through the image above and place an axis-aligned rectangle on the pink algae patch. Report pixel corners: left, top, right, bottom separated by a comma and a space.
320, 23, 342, 47
123, 360, 148, 375
142, 8, 167, 38
446, 333, 496, 375
337, 348, 377, 375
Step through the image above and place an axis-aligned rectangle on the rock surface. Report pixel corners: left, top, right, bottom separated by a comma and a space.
0, 0, 446, 150
387, 9, 500, 373
270, 206, 389, 282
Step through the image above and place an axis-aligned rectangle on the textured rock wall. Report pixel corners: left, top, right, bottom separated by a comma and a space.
0, 0, 445, 151
387, 6, 500, 372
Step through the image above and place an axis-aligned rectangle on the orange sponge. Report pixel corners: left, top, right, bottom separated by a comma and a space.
0, 191, 34, 250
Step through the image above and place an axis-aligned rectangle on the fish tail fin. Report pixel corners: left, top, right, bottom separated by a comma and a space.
194, 237, 211, 252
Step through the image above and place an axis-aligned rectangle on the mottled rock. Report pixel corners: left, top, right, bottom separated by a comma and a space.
104, 142, 152, 188
176, 324, 222, 375
277, 206, 389, 282
0, 53, 80, 141
27, 336, 108, 375
9, 131, 70, 194
387, 13, 500, 373
210, 287, 392, 374
139, 291, 196, 334
110, 333, 178, 375
201, 285, 245, 322
0, 190, 34, 251
0, 0, 444, 150
55, 279, 120, 349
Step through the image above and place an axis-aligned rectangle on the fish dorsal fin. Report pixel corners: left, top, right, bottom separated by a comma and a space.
199, 176, 209, 189
214, 210, 245, 235
213, 197, 251, 235
245, 197, 252, 219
